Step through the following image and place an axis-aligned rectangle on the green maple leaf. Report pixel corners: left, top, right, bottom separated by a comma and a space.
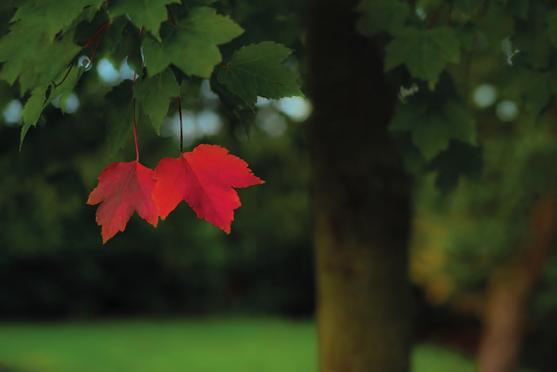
108, 0, 179, 40
499, 67, 554, 115
134, 68, 180, 134
216, 42, 302, 106
105, 82, 134, 158
17, 61, 83, 147
391, 99, 476, 160
478, 2, 515, 45
385, 27, 460, 83
142, 7, 243, 78
20, 86, 48, 148
546, 9, 557, 49
99, 18, 143, 70
12, 0, 105, 40
0, 23, 80, 94
52, 68, 83, 113
357, 0, 409, 36
506, 0, 529, 19
451, 0, 481, 22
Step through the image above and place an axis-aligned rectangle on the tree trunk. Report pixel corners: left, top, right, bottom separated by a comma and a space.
477, 192, 557, 372
307, 1, 412, 372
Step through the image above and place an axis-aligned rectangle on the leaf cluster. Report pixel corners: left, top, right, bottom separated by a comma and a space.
0, 0, 302, 150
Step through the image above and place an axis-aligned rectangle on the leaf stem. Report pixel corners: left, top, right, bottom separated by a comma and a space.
53, 63, 74, 88
83, 21, 110, 50
167, 5, 177, 26
130, 27, 145, 162
132, 98, 140, 161
176, 96, 183, 153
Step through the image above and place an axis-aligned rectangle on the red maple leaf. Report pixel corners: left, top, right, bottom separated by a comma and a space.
87, 160, 158, 243
153, 144, 264, 233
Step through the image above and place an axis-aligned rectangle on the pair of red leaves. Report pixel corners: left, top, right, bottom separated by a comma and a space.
87, 144, 264, 243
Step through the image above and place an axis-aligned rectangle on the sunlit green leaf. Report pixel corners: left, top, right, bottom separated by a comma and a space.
108, 0, 179, 40
143, 7, 243, 78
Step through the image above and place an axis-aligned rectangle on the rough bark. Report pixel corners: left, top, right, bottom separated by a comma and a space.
307, 1, 412, 371
477, 192, 557, 372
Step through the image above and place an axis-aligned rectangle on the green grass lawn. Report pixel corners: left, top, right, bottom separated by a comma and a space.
0, 318, 473, 372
